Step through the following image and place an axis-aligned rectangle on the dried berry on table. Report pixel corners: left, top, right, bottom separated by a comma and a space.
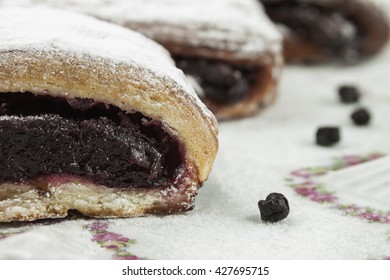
258, 193, 290, 222
316, 127, 340, 146
338, 85, 360, 104
351, 108, 371, 126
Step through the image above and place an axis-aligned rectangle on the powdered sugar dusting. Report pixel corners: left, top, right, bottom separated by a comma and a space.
0, 7, 215, 121
0, 0, 282, 59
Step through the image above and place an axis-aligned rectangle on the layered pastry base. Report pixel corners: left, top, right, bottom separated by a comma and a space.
0, 0, 283, 120
0, 7, 218, 222
260, 0, 390, 63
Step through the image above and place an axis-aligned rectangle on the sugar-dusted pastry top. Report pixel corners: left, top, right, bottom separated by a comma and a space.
0, 6, 217, 127
0, 6, 198, 108
0, 7, 218, 183
0, 0, 282, 62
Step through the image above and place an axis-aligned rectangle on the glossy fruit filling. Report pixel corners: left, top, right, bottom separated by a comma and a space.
174, 56, 259, 105
0, 92, 184, 189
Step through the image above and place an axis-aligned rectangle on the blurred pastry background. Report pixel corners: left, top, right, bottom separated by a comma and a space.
260, 0, 390, 63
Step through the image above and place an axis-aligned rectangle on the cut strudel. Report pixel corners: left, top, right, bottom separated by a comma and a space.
0, 7, 218, 222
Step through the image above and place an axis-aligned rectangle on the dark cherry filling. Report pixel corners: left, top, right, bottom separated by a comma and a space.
263, 2, 362, 59
174, 56, 259, 105
0, 92, 183, 189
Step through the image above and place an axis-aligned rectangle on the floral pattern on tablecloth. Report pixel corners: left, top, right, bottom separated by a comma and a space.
287, 152, 390, 260
84, 221, 142, 260
288, 153, 390, 224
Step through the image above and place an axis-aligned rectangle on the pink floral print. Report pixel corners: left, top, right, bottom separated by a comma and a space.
288, 153, 390, 225
85, 221, 142, 260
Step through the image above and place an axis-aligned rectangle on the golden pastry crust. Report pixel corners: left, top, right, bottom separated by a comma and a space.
0, 7, 218, 222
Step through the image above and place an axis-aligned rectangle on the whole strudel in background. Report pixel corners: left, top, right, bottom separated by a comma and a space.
0, 7, 218, 222
0, 0, 283, 120
260, 0, 390, 63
